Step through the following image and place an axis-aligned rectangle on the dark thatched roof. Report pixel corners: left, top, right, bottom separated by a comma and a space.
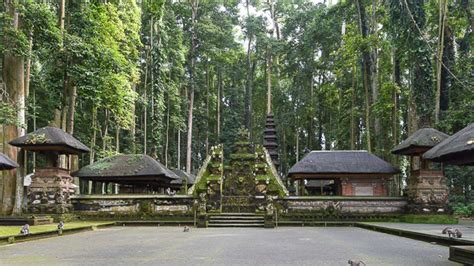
391, 128, 449, 155
288, 150, 399, 176
74, 154, 180, 180
9, 127, 90, 154
171, 169, 196, 185
0, 152, 18, 170
423, 123, 474, 165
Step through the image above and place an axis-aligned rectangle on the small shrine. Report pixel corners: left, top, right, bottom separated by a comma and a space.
9, 126, 90, 214
74, 154, 179, 194
391, 128, 450, 213
288, 150, 399, 196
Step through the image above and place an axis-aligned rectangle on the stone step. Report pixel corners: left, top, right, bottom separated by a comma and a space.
209, 216, 263, 220
209, 219, 264, 223
208, 212, 265, 228
215, 213, 260, 216
208, 223, 264, 228
0, 216, 53, 226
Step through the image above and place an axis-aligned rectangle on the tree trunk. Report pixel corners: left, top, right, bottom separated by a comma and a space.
266, 48, 272, 114
217, 69, 222, 139
102, 109, 109, 152
59, 0, 65, 32
435, 0, 447, 124
205, 62, 210, 156
165, 84, 170, 167
186, 0, 198, 174
143, 48, 150, 154
371, 0, 380, 143
440, 22, 454, 116
3, 2, 25, 215
115, 123, 120, 153
177, 129, 181, 170
295, 128, 299, 162
131, 85, 136, 153
245, 0, 253, 137
88, 106, 97, 194
355, 0, 372, 152
186, 87, 194, 173
350, 65, 356, 150
24, 30, 33, 98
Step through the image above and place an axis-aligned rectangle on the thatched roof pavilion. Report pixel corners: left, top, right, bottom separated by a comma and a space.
171, 169, 196, 186
0, 152, 18, 170
288, 151, 399, 196
74, 154, 179, 185
423, 123, 474, 165
391, 128, 449, 155
9, 126, 90, 154
289, 150, 399, 178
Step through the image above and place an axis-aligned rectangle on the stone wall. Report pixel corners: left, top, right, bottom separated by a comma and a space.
71, 194, 407, 221
280, 196, 407, 215
71, 195, 195, 219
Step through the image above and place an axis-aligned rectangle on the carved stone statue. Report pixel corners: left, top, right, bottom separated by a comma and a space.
198, 193, 207, 214
266, 196, 274, 216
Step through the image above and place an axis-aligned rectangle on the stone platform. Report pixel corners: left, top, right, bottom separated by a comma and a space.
359, 222, 474, 245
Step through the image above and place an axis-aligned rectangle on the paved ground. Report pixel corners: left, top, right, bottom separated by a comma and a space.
0, 227, 456, 265
365, 222, 474, 242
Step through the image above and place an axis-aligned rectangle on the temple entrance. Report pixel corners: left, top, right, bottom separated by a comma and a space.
221, 131, 257, 213
221, 196, 256, 213
189, 127, 288, 217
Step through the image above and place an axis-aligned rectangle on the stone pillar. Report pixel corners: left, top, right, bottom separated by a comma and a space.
299, 180, 305, 196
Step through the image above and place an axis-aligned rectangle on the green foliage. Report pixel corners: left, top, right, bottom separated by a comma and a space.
397, 214, 458, 224
452, 203, 474, 218
2, 0, 472, 199
0, 102, 17, 126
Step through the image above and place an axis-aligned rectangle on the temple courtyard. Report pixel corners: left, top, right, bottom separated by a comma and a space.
0, 227, 456, 265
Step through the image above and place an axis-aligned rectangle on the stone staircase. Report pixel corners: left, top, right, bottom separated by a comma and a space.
208, 213, 264, 228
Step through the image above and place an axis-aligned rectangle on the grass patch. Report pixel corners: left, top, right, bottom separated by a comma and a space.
0, 221, 112, 237
394, 214, 458, 224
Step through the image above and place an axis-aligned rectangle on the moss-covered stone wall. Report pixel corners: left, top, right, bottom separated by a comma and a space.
71, 195, 195, 220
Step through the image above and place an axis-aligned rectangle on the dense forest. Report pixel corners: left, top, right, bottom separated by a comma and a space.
1, 0, 473, 208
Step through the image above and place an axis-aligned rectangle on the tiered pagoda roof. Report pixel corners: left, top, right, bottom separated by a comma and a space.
263, 114, 279, 168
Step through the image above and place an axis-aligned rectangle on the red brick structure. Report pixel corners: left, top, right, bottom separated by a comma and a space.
288, 151, 399, 196
340, 177, 388, 196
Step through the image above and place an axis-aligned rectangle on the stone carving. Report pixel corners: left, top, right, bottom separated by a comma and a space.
198, 193, 207, 214
27, 168, 75, 214
266, 196, 274, 216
